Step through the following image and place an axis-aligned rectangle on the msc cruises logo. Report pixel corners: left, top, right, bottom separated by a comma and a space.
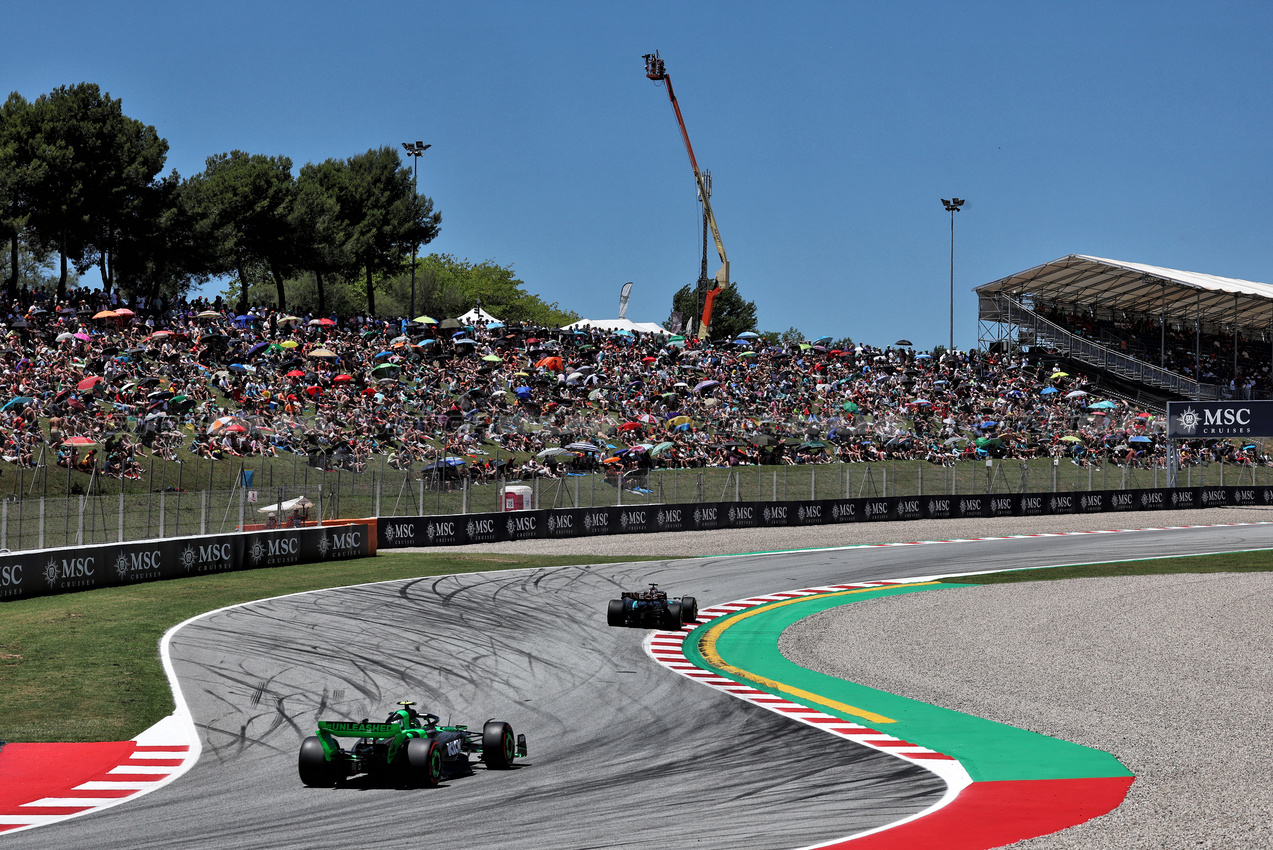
1175, 406, 1200, 435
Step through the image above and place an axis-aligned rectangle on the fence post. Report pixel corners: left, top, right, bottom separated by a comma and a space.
1220, 461, 1224, 486
118, 492, 125, 542
200, 490, 207, 536
461, 478, 468, 514
38, 498, 45, 550
1, 501, 6, 550
418, 479, 425, 515
918, 463, 922, 497
76, 495, 85, 545
375, 479, 382, 517
159, 491, 166, 539
811, 466, 816, 500
772, 470, 777, 501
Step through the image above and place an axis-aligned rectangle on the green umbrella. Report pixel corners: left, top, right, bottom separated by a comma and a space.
649, 441, 676, 456
482, 354, 503, 363
371, 362, 401, 374
842, 401, 859, 413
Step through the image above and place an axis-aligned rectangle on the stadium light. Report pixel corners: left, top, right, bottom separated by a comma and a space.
402, 141, 432, 318
942, 198, 965, 351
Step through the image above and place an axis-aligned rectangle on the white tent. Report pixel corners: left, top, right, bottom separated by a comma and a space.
457, 306, 501, 325
565, 318, 669, 336
257, 496, 314, 514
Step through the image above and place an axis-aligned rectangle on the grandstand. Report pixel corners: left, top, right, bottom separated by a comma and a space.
977, 255, 1273, 407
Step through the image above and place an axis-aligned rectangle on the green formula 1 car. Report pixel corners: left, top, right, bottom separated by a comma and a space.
299, 701, 528, 787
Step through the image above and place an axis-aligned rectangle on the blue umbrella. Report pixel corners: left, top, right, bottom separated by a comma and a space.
2, 396, 34, 411
374, 350, 394, 359
1040, 387, 1059, 395
247, 342, 268, 357
514, 386, 532, 398
228, 363, 255, 373
737, 331, 761, 339
452, 331, 468, 338
1129, 435, 1153, 443
978, 420, 998, 429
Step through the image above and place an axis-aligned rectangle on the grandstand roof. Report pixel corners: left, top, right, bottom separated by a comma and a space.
976, 255, 1273, 327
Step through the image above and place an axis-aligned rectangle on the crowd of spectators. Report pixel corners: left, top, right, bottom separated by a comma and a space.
0, 285, 1264, 493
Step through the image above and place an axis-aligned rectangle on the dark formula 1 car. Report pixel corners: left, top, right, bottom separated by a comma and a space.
299, 701, 527, 788
607, 584, 698, 629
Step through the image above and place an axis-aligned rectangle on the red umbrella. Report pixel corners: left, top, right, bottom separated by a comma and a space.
333, 374, 353, 383
224, 422, 248, 433
641, 356, 657, 363
76, 376, 103, 391
286, 370, 305, 378
114, 307, 135, 317
318, 318, 336, 327
305, 385, 321, 397
63, 436, 97, 446
618, 422, 642, 432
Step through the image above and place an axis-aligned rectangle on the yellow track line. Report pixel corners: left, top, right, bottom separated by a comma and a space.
696, 582, 942, 725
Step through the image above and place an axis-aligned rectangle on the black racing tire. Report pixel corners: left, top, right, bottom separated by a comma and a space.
406, 737, 443, 787
298, 736, 338, 787
681, 596, 698, 623
607, 599, 625, 627
664, 601, 683, 630
482, 721, 516, 769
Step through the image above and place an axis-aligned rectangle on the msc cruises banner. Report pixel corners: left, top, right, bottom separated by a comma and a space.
1166, 400, 1273, 438
1, 525, 371, 602
375, 485, 1273, 552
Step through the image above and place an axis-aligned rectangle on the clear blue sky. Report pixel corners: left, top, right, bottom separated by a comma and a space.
5, 1, 1272, 348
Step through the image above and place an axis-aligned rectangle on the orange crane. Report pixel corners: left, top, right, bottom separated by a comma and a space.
643, 51, 729, 340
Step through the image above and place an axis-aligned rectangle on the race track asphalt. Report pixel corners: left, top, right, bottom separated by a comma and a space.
7, 521, 1272, 850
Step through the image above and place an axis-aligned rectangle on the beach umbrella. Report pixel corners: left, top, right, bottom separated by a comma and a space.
76, 376, 104, 391
535, 356, 564, 372
309, 348, 337, 358
93, 310, 118, 319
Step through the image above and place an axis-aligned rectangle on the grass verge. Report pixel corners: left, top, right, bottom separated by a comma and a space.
0, 551, 668, 744
955, 549, 1273, 584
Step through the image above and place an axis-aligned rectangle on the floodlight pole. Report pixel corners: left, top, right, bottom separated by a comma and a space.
942, 198, 965, 351
401, 141, 431, 319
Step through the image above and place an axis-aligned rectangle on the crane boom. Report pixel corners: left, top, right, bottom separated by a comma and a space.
644, 52, 729, 340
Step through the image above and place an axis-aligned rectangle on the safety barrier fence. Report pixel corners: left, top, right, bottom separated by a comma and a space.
0, 523, 371, 602
2, 458, 1268, 553
376, 484, 1272, 550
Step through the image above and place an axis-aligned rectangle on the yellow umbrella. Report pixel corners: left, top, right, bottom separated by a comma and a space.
1050, 371, 1069, 379
414, 315, 437, 324
668, 415, 694, 427
278, 340, 300, 349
